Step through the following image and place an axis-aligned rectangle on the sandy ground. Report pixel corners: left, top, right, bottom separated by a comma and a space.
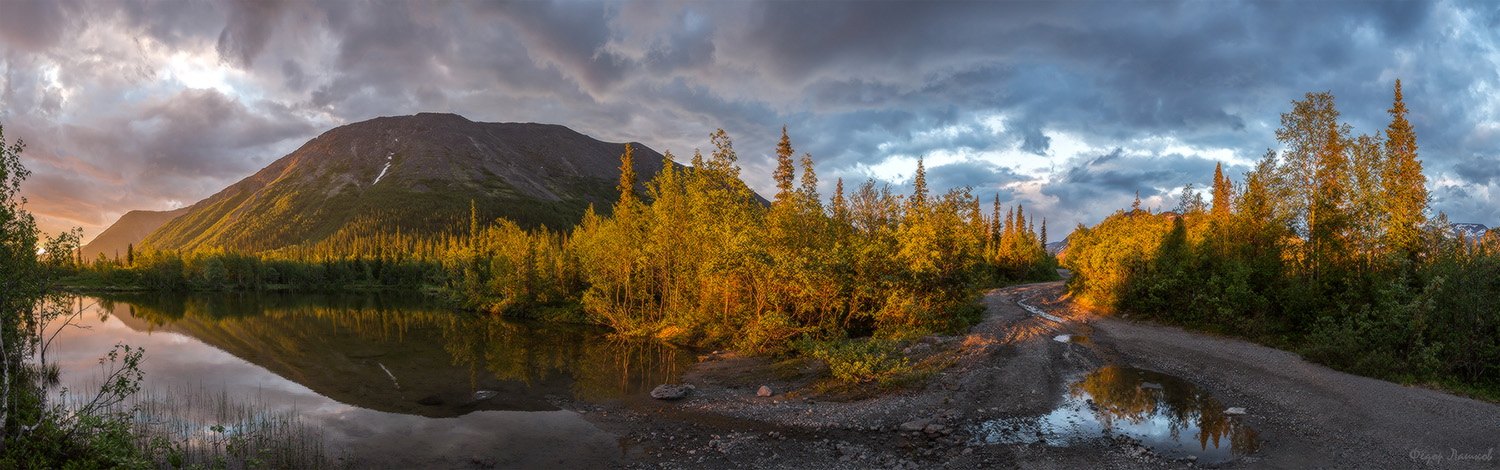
553, 277, 1500, 469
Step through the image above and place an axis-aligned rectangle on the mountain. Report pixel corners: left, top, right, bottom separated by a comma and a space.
1448, 223, 1490, 243
81, 207, 190, 261
1046, 233, 1072, 261
141, 113, 676, 253
1045, 236, 1070, 258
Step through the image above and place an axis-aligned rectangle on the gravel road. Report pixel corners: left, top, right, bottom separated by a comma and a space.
557, 278, 1499, 469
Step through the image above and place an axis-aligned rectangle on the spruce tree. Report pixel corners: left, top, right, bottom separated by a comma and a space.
799, 152, 820, 211
1211, 162, 1233, 220
991, 194, 1002, 241
773, 126, 796, 205
616, 143, 638, 209
907, 156, 928, 216
1381, 79, 1427, 257
1015, 203, 1025, 238
831, 178, 849, 224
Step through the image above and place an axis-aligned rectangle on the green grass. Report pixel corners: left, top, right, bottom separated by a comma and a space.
112, 386, 348, 470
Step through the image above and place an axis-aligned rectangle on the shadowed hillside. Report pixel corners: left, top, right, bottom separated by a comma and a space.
81, 207, 190, 260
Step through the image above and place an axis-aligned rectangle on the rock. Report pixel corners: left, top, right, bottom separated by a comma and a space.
472, 390, 498, 401
1224, 407, 1247, 415
923, 423, 949, 434
757, 385, 774, 397
900, 419, 933, 432
651, 384, 693, 400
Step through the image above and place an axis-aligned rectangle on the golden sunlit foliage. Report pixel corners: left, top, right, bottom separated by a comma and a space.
68, 128, 1059, 352
462, 130, 1058, 350
1065, 82, 1500, 398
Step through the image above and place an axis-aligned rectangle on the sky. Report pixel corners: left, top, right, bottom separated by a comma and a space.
2, 0, 1498, 244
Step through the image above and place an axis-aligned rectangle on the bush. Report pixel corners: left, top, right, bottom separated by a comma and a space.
795, 336, 912, 385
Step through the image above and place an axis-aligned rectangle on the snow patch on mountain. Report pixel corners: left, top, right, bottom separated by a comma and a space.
1449, 223, 1489, 242
372, 152, 393, 185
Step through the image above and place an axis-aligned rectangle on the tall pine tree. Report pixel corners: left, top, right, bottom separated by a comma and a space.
1381, 79, 1427, 257
773, 126, 796, 205
907, 156, 929, 216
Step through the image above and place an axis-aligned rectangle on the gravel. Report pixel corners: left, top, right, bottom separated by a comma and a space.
562, 279, 1500, 469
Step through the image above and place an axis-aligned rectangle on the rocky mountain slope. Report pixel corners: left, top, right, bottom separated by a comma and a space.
140, 113, 675, 253
1449, 222, 1491, 242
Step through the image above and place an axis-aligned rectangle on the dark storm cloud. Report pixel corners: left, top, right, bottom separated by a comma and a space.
483, 2, 628, 94
1453, 155, 1500, 186
926, 161, 1033, 195
216, 0, 291, 67
1041, 148, 1231, 215
1, 0, 1497, 240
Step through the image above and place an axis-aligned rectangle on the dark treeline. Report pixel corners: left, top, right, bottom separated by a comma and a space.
65, 247, 446, 291
65, 128, 1058, 351
1064, 80, 1500, 398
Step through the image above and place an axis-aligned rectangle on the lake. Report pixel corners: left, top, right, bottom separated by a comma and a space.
49, 292, 697, 468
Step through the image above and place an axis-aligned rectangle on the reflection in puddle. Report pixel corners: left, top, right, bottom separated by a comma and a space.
971, 366, 1261, 464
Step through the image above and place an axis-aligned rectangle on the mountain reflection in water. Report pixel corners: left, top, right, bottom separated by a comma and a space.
54, 292, 697, 468
972, 366, 1261, 464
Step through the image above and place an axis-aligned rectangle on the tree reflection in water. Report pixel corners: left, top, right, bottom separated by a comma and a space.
101, 291, 696, 415
971, 365, 1260, 464
1071, 366, 1261, 458
439, 313, 692, 402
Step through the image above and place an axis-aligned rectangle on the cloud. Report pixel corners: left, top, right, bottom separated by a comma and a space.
1, 0, 1498, 241
1453, 154, 1500, 186
926, 160, 1033, 194
215, 0, 292, 67
0, 0, 78, 52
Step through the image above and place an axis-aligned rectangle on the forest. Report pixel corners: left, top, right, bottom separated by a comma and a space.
1064, 80, 1500, 399
55, 128, 1059, 353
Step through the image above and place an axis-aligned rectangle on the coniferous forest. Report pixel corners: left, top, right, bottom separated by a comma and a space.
1064, 81, 1500, 397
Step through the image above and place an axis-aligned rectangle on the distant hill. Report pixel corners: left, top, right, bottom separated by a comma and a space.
1046, 236, 1070, 260
141, 113, 680, 253
1449, 222, 1489, 242
81, 208, 190, 261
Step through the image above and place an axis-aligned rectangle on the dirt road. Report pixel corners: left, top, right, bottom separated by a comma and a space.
566, 279, 1499, 469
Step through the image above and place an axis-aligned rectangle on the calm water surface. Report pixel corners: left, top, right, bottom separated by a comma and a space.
971, 366, 1261, 464
52, 292, 696, 468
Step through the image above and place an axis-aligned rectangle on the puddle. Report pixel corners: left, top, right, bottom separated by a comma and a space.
1052, 335, 1090, 344
1018, 294, 1064, 323
971, 366, 1261, 464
